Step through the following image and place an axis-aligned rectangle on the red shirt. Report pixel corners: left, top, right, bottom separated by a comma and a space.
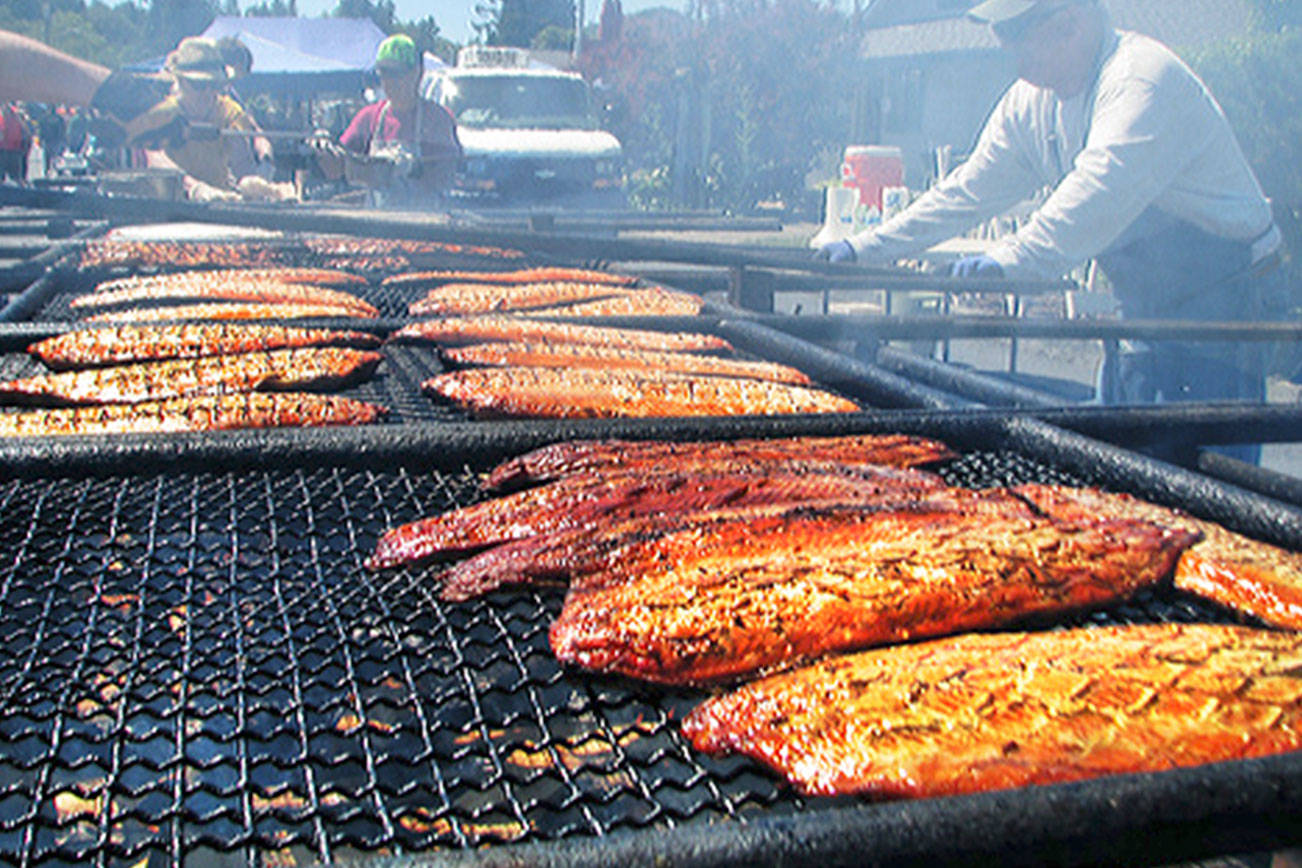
339, 98, 461, 162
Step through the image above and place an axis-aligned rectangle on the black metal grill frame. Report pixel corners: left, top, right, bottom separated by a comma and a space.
0, 411, 1299, 868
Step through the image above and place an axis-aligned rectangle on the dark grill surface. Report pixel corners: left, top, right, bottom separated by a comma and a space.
0, 449, 1250, 866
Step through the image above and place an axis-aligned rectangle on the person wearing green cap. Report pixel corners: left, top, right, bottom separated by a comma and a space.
318, 34, 462, 207
817, 0, 1286, 464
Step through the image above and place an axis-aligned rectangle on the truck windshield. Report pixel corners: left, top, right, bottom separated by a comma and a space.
438, 75, 597, 130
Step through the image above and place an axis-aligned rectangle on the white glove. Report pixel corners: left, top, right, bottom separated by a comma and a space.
187, 180, 240, 203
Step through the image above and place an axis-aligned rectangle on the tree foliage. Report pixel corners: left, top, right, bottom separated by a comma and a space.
475, 0, 574, 48
582, 0, 851, 212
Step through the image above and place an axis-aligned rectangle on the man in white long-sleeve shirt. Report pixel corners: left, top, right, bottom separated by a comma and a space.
820, 0, 1287, 462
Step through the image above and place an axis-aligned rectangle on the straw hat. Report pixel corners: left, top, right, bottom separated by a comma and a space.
165, 37, 229, 83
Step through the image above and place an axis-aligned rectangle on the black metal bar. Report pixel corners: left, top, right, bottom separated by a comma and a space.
361, 752, 1302, 868
875, 346, 1065, 408
1197, 450, 1302, 509
716, 319, 974, 411
763, 313, 1302, 343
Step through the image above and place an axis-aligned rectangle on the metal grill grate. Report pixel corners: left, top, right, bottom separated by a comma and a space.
0, 450, 1248, 866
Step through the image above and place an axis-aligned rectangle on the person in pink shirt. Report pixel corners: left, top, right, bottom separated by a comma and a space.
318, 35, 461, 206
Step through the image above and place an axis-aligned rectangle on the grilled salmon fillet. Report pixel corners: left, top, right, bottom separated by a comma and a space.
423, 367, 859, 418
393, 316, 732, 353
78, 241, 286, 269
1015, 484, 1302, 630
682, 623, 1302, 798
366, 462, 944, 571
521, 288, 704, 318
92, 267, 367, 291
73, 280, 378, 316
0, 392, 384, 436
409, 282, 633, 316
434, 476, 947, 603
441, 342, 813, 386
483, 434, 957, 490
549, 494, 1199, 685
84, 302, 377, 323
29, 324, 381, 370
383, 267, 637, 288
0, 347, 382, 405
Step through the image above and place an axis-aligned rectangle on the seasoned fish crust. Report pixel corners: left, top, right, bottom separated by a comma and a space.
384, 267, 636, 288
84, 302, 376, 323
0, 347, 382, 405
483, 434, 957, 490
72, 280, 377, 316
549, 496, 1199, 685
393, 315, 732, 353
0, 392, 384, 436
29, 324, 381, 370
92, 267, 367, 291
409, 282, 632, 316
367, 462, 944, 571
441, 342, 812, 386
1015, 484, 1302, 630
520, 288, 703, 318
423, 367, 858, 418
682, 623, 1302, 798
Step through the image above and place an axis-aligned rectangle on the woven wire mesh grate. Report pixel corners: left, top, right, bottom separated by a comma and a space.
0, 450, 1247, 866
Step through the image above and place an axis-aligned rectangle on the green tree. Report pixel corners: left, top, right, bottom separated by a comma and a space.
330, 0, 397, 33
477, 0, 574, 48
246, 0, 297, 15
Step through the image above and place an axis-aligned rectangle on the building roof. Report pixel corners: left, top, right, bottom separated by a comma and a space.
860, 0, 1258, 60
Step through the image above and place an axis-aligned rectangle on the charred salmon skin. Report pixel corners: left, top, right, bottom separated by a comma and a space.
682, 623, 1302, 798
549, 495, 1199, 685
1015, 484, 1302, 630
484, 434, 956, 490
365, 462, 943, 571
440, 342, 813, 386
0, 347, 382, 405
0, 392, 384, 436
408, 282, 633, 316
29, 324, 381, 370
393, 315, 732, 353
423, 367, 859, 418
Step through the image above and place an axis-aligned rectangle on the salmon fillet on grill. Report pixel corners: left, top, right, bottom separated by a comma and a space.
393, 315, 732, 353
423, 367, 859, 418
483, 433, 957, 490
366, 462, 944, 571
29, 324, 381, 370
383, 267, 637, 288
0, 392, 384, 436
432, 466, 949, 600
521, 288, 704, 318
682, 623, 1302, 798
85, 302, 377, 323
0, 347, 382, 405
441, 342, 813, 386
1016, 484, 1302, 630
92, 267, 367, 291
408, 282, 633, 316
549, 495, 1199, 685
72, 280, 378, 316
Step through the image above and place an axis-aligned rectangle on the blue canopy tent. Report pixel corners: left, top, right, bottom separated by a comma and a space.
126, 17, 388, 97
202, 17, 387, 96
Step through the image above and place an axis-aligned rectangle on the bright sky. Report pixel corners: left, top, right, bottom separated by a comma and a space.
292, 0, 679, 47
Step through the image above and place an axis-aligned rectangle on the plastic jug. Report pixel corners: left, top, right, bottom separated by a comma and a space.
808, 186, 859, 249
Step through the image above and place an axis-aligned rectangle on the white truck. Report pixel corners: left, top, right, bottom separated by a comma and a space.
426, 47, 625, 206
